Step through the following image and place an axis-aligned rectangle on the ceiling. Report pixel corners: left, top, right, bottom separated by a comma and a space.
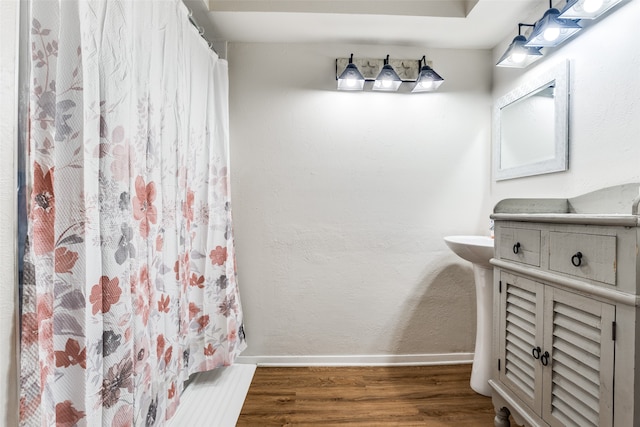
185, 0, 543, 49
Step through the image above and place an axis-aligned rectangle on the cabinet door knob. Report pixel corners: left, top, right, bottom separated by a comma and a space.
532, 346, 541, 359
541, 351, 550, 366
513, 242, 521, 254
571, 252, 583, 267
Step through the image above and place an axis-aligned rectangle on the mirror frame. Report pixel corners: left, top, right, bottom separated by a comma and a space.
493, 60, 570, 181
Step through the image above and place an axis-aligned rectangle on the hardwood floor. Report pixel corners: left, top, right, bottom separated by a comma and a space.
237, 364, 510, 426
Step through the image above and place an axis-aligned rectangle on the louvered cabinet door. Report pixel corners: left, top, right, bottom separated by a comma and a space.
498, 272, 545, 415
542, 287, 615, 427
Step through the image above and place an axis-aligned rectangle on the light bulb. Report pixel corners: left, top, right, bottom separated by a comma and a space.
346, 77, 356, 87
511, 52, 526, 63
583, 0, 604, 13
544, 27, 560, 41
418, 80, 433, 90
382, 79, 392, 88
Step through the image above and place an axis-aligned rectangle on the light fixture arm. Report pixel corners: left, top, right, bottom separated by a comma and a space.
518, 23, 535, 36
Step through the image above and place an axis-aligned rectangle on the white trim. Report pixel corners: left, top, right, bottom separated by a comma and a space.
492, 258, 640, 307
235, 353, 474, 367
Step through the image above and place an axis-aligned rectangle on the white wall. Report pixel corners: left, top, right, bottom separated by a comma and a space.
0, 0, 19, 424
228, 43, 494, 363
491, 0, 640, 204
5, 1, 635, 417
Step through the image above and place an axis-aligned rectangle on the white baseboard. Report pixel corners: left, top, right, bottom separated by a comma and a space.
235, 353, 474, 367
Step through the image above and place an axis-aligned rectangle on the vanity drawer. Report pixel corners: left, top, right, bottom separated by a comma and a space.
549, 231, 617, 285
498, 227, 541, 267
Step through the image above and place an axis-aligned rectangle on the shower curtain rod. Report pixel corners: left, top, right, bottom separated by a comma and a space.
183, 1, 218, 54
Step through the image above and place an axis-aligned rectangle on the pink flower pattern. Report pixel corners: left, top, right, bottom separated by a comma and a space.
19, 6, 246, 426
132, 176, 158, 238
89, 276, 122, 315
209, 246, 228, 266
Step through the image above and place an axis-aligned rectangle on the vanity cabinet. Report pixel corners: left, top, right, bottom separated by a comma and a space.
496, 270, 614, 427
488, 184, 640, 427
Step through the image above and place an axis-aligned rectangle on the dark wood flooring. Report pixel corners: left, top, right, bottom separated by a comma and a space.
237, 364, 516, 426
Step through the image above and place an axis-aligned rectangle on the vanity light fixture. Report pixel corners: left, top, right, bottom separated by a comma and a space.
525, 0, 582, 48
496, 23, 543, 68
558, 0, 624, 19
335, 55, 443, 92
412, 56, 444, 92
373, 55, 402, 92
337, 53, 365, 91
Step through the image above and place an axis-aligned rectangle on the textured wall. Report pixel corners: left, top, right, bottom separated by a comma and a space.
491, 0, 640, 203
0, 0, 19, 424
228, 43, 494, 362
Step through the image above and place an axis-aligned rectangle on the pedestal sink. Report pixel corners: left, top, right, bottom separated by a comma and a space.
444, 235, 494, 397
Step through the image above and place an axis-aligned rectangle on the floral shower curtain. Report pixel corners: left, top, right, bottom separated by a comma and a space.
19, 1, 246, 425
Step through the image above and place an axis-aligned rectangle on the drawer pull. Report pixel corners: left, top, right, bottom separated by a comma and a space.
571, 252, 583, 267
532, 346, 541, 360
541, 351, 550, 366
513, 242, 521, 254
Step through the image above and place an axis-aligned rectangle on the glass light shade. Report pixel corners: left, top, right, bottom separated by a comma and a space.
496, 35, 543, 68
559, 0, 623, 19
524, 8, 582, 47
373, 64, 402, 92
411, 65, 444, 92
337, 63, 365, 91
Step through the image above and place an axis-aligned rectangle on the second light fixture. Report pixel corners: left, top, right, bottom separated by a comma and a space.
495, 0, 626, 68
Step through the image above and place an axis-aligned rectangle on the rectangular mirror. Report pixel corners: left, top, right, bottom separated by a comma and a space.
493, 60, 569, 181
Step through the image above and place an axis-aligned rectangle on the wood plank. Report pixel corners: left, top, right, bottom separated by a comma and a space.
237, 364, 522, 426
